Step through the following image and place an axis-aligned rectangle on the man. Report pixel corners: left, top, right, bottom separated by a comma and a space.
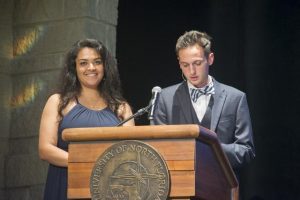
153, 30, 255, 173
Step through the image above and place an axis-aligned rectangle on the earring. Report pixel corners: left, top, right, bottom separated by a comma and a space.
181, 73, 186, 81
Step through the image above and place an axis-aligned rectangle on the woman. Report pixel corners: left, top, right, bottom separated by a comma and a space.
39, 39, 134, 200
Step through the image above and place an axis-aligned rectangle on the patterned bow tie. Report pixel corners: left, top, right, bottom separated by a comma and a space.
190, 83, 215, 103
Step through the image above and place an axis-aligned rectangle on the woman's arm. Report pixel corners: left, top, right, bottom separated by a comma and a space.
38, 94, 68, 167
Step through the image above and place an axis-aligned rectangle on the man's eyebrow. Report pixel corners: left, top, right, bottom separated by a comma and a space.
77, 57, 101, 60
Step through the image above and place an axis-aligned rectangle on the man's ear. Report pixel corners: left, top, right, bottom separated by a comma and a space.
178, 57, 182, 69
208, 53, 214, 66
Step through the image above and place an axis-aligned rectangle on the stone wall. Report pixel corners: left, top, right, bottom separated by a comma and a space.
0, 0, 118, 199
0, 1, 13, 199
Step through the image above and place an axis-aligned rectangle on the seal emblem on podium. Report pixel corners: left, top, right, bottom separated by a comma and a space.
90, 140, 170, 200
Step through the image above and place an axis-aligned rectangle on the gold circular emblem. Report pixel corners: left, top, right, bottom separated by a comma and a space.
90, 140, 170, 200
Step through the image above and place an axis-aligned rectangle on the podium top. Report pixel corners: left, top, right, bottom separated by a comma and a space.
62, 124, 217, 143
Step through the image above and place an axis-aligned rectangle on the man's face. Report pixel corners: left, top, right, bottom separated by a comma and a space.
178, 44, 214, 88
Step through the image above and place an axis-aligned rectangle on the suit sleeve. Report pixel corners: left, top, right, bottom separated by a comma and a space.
221, 94, 255, 169
153, 92, 168, 125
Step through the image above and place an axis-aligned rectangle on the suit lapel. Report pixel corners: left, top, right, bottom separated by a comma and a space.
172, 82, 199, 124
211, 79, 226, 131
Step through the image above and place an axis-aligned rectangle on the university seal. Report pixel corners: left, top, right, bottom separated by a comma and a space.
90, 140, 170, 200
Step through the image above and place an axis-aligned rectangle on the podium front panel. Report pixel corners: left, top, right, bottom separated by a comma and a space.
68, 139, 196, 199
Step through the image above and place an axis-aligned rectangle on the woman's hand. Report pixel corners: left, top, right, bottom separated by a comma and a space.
117, 102, 135, 126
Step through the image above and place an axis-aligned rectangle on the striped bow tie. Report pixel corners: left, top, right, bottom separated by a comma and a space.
190, 83, 215, 103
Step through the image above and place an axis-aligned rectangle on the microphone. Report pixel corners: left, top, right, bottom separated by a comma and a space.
147, 86, 162, 120
116, 86, 162, 126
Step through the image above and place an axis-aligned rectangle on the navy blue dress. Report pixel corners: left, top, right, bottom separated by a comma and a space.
43, 102, 120, 200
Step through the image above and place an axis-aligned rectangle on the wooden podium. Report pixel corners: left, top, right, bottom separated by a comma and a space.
62, 124, 238, 200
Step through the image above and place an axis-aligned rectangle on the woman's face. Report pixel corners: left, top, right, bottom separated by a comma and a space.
75, 47, 104, 89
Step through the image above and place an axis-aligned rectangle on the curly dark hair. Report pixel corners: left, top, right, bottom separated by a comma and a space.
57, 38, 125, 119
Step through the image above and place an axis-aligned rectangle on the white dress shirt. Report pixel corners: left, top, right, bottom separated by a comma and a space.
187, 75, 213, 122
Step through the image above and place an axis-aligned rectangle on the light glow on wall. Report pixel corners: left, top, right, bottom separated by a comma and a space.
13, 25, 44, 57
10, 79, 44, 108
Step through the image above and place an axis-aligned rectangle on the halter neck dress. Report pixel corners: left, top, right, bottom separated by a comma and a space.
43, 100, 120, 200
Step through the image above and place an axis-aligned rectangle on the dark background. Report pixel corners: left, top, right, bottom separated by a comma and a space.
116, 0, 300, 199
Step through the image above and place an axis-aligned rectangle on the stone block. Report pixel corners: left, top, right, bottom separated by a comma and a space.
9, 137, 38, 155
84, 20, 117, 55
0, 0, 13, 25
0, 25, 13, 60
0, 145, 8, 191
96, 0, 119, 25
29, 184, 44, 200
13, 19, 86, 57
11, 53, 64, 75
6, 184, 44, 200
0, 189, 7, 200
0, 140, 9, 156
13, 18, 116, 58
6, 154, 48, 187
14, 0, 64, 25
0, 57, 12, 74
6, 187, 30, 200
13, 24, 52, 57
10, 70, 61, 138
0, 155, 6, 188
64, 0, 94, 18
14, 0, 119, 25
65, 0, 119, 25
0, 74, 11, 137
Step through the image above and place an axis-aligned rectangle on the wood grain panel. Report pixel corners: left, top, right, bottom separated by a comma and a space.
68, 139, 195, 163
68, 162, 195, 187
68, 162, 195, 199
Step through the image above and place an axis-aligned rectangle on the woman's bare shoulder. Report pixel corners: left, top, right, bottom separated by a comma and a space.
44, 94, 61, 107
48, 93, 60, 101
45, 94, 77, 115
40, 94, 60, 117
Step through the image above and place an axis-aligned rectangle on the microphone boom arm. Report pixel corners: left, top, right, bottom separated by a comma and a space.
116, 104, 151, 127
117, 86, 161, 127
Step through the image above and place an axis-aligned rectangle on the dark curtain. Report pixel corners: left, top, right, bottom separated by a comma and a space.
117, 0, 300, 199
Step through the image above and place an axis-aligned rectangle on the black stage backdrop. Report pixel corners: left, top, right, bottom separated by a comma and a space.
117, 0, 300, 199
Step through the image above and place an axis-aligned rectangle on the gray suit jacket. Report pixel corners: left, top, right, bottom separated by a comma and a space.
153, 79, 255, 170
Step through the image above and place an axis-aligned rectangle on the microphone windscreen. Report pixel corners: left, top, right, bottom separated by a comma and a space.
152, 86, 162, 93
